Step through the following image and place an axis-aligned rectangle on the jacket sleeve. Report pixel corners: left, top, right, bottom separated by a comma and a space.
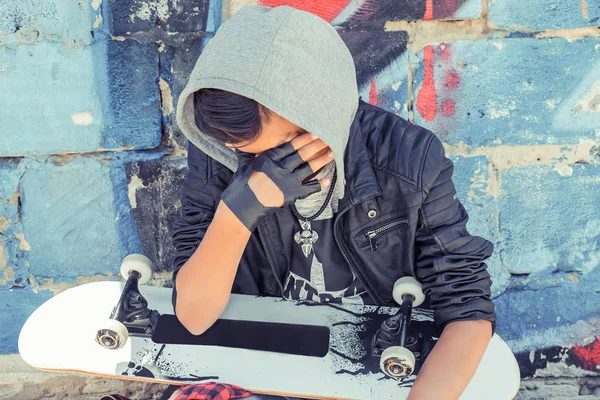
414, 133, 497, 336
170, 142, 219, 311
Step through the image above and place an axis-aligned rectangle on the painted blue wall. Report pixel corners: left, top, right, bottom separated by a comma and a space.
488, 0, 600, 31
1, 0, 599, 381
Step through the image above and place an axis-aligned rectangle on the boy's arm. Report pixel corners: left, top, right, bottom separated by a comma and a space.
411, 133, 496, 398
170, 143, 250, 335
171, 135, 332, 335
407, 320, 492, 400
175, 201, 252, 335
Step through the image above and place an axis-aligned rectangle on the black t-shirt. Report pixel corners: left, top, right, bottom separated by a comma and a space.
282, 215, 374, 306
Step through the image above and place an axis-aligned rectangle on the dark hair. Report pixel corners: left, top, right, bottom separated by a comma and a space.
193, 88, 271, 144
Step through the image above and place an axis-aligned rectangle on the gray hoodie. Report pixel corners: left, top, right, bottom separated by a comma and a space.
175, 5, 359, 205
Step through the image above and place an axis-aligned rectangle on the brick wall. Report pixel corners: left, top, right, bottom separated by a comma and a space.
1, 0, 599, 398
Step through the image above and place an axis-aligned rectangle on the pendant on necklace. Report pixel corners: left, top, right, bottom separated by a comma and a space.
294, 220, 319, 258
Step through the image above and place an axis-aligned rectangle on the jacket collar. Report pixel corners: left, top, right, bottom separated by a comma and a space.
340, 100, 381, 208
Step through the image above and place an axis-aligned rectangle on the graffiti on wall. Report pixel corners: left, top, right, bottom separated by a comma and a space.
516, 337, 600, 378
2, 0, 599, 382
257, 0, 473, 110
258, 0, 471, 24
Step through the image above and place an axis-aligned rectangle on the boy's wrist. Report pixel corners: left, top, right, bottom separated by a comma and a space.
216, 200, 256, 234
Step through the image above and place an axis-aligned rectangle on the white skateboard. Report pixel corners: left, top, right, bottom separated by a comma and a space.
18, 254, 521, 399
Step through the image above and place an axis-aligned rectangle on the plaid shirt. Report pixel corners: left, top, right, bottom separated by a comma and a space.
99, 382, 252, 400
169, 383, 253, 400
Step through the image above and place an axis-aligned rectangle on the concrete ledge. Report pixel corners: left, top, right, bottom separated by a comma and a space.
0, 355, 170, 400
3, 353, 600, 399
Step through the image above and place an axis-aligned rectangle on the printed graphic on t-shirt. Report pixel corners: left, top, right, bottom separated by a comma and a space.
283, 256, 366, 305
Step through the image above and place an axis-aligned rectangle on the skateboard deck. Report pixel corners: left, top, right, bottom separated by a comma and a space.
19, 279, 520, 399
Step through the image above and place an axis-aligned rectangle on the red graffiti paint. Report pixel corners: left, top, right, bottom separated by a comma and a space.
441, 99, 455, 116
369, 78, 378, 106
424, 0, 434, 20
571, 336, 600, 371
258, 0, 351, 22
444, 69, 460, 89
416, 45, 437, 122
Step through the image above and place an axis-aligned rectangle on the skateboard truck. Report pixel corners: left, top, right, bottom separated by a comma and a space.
95, 254, 160, 350
371, 277, 426, 379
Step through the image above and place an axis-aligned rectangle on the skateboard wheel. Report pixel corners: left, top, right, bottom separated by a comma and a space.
95, 319, 129, 350
120, 254, 153, 284
380, 346, 415, 379
392, 277, 425, 307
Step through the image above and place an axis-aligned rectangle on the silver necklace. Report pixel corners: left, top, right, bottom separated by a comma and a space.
290, 168, 337, 258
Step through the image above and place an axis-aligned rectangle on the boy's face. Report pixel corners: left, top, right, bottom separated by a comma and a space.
224, 111, 330, 162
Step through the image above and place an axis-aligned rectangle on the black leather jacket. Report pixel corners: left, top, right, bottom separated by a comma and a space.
171, 99, 497, 333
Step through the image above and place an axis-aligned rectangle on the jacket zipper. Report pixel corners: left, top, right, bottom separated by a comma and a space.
334, 201, 383, 306
364, 218, 408, 251
258, 201, 384, 305
257, 220, 285, 296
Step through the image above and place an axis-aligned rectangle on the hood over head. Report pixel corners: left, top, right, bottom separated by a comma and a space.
176, 5, 359, 201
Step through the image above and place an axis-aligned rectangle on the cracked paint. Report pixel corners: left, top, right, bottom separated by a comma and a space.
0, 218, 10, 232
535, 27, 600, 40
386, 19, 489, 53
442, 138, 600, 201
91, 0, 102, 11
10, 189, 19, 205
61, 38, 83, 50
3, 267, 14, 282
15, 233, 30, 251
0, 241, 6, 271
554, 164, 573, 176
29, 273, 118, 295
71, 112, 94, 126
130, 0, 171, 23
159, 78, 174, 116
93, 14, 103, 29
22, 271, 170, 295
50, 154, 79, 167
128, 174, 147, 209
444, 138, 600, 198
30, 278, 79, 295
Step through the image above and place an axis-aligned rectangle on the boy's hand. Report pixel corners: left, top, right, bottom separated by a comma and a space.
249, 133, 333, 208
222, 133, 333, 231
